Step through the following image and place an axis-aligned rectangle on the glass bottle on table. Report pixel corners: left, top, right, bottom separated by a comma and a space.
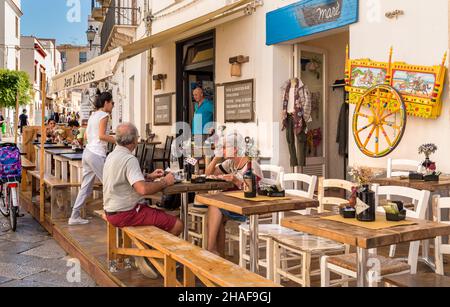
244, 158, 257, 198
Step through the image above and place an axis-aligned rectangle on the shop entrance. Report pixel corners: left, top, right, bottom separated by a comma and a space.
176, 31, 215, 135
293, 30, 349, 179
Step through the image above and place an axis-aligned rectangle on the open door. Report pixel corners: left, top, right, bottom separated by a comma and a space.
295, 45, 327, 178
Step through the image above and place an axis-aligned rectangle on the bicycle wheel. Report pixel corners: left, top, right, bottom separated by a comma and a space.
7, 187, 17, 232
0, 184, 9, 217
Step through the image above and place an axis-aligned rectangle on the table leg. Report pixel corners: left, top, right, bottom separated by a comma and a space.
62, 161, 68, 182
45, 153, 52, 175
35, 149, 40, 171
180, 192, 189, 240
356, 247, 368, 287
70, 164, 79, 205
55, 160, 61, 180
249, 215, 259, 274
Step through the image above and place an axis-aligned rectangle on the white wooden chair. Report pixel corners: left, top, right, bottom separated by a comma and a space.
387, 158, 421, 178
238, 172, 316, 280
321, 185, 430, 287
433, 195, 450, 275
226, 164, 284, 258
270, 177, 352, 286
375, 185, 430, 273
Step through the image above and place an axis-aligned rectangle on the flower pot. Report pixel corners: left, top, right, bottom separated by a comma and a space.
356, 185, 376, 222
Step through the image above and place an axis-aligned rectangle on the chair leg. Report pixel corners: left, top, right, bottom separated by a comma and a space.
273, 242, 281, 285
408, 240, 420, 274
389, 244, 396, 258
239, 228, 246, 268
202, 214, 208, 250
320, 256, 330, 287
302, 251, 311, 287
421, 240, 430, 260
434, 237, 444, 275
266, 238, 274, 281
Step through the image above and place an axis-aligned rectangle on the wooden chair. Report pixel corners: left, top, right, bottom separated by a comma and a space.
152, 136, 174, 170
134, 143, 146, 169
238, 173, 320, 282
433, 195, 450, 275
270, 177, 349, 286
142, 144, 156, 173
321, 186, 430, 287
374, 185, 430, 273
387, 158, 421, 178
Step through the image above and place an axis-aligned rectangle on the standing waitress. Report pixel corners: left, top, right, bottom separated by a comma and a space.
68, 91, 115, 225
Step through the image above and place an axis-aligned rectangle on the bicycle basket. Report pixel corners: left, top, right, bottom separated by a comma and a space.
0, 144, 22, 182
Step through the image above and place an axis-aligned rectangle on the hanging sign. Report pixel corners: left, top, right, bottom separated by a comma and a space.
266, 0, 359, 45
224, 79, 254, 122
154, 94, 172, 125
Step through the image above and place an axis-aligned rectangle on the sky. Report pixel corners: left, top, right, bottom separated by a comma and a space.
21, 0, 91, 46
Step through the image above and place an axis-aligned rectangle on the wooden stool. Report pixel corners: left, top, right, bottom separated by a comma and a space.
188, 205, 208, 249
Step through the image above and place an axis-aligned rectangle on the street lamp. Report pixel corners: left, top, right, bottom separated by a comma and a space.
86, 25, 97, 51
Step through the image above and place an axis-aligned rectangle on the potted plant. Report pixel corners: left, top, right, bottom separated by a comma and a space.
418, 143, 440, 181
348, 166, 377, 222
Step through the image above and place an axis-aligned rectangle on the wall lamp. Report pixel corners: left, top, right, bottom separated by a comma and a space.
153, 74, 167, 90
229, 55, 250, 77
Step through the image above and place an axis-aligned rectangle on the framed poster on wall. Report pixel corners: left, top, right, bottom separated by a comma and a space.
154, 94, 172, 125
224, 79, 254, 122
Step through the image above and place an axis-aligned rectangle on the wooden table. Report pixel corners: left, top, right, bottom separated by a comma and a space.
61, 154, 83, 204
145, 181, 234, 241
373, 176, 450, 193
45, 148, 80, 177
196, 193, 319, 273
281, 214, 450, 287
34, 144, 71, 172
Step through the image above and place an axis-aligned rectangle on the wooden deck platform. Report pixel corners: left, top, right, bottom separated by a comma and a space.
19, 189, 450, 287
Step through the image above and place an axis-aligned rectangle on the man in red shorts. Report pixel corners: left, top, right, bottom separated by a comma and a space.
103, 122, 183, 236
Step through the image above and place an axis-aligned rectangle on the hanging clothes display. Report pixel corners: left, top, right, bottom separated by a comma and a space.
336, 102, 349, 156
281, 78, 312, 167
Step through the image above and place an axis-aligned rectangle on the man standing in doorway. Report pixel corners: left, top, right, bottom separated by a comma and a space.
192, 87, 214, 144
19, 109, 29, 135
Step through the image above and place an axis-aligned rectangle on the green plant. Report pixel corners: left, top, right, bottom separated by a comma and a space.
418, 143, 438, 159
0, 69, 33, 108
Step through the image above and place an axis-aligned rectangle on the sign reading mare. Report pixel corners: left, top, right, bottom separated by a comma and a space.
266, 0, 359, 45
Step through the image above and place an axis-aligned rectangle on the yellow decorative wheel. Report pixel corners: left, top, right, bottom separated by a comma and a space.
352, 84, 407, 158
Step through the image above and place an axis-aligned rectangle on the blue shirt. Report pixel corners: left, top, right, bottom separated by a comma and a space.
192, 99, 214, 135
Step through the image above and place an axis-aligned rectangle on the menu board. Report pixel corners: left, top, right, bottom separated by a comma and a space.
154, 94, 172, 125
224, 79, 254, 122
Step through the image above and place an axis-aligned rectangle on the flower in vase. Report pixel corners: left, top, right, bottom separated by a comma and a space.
348, 165, 379, 187
418, 143, 438, 159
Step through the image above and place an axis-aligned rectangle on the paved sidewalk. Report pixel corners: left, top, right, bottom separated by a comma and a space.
0, 212, 96, 287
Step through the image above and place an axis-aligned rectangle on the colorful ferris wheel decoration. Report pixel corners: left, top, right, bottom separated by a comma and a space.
345, 47, 447, 158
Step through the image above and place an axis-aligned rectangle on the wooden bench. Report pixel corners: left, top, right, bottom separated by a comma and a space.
384, 273, 450, 287
21, 157, 36, 192
96, 210, 278, 287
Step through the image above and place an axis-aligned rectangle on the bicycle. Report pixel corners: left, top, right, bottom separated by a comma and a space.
0, 177, 20, 232
0, 143, 22, 232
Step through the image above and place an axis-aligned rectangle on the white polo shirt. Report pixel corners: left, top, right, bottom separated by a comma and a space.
103, 145, 145, 213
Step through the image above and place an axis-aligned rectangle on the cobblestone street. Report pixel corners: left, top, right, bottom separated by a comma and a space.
0, 212, 96, 287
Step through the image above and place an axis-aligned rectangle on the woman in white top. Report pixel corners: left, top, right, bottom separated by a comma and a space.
69, 91, 116, 225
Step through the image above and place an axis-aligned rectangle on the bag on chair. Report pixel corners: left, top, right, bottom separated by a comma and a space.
0, 144, 22, 182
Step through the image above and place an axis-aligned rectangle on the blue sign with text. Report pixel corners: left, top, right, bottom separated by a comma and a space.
266, 0, 359, 45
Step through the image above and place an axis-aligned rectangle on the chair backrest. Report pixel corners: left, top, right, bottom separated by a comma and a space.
282, 173, 317, 199
142, 144, 156, 173
134, 143, 145, 166
163, 136, 174, 159
387, 158, 421, 178
318, 178, 355, 213
260, 164, 284, 184
374, 185, 430, 219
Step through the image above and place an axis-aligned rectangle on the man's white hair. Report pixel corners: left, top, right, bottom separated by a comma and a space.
116, 122, 139, 146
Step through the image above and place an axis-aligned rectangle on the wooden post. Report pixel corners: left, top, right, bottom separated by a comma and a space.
39, 72, 46, 223
14, 91, 19, 144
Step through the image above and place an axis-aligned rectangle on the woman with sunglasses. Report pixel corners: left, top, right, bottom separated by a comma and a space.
69, 91, 116, 225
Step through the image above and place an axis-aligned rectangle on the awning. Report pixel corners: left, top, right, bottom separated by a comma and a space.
119, 0, 253, 60
51, 47, 123, 93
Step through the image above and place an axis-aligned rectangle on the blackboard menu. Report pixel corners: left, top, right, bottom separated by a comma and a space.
224, 79, 254, 122
154, 94, 172, 125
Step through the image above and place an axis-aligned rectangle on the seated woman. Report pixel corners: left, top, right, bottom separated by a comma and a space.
205, 133, 263, 256
45, 119, 57, 143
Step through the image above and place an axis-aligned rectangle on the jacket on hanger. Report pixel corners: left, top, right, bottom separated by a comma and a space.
281, 78, 312, 135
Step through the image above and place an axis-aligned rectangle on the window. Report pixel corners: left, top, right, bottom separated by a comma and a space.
79, 52, 87, 64
15, 17, 19, 39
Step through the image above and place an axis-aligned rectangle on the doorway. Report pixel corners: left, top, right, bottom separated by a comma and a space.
176, 31, 215, 135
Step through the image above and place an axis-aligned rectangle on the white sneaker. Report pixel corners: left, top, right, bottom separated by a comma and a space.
68, 217, 90, 225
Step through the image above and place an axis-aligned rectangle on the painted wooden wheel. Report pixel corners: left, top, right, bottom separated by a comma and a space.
352, 84, 407, 158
